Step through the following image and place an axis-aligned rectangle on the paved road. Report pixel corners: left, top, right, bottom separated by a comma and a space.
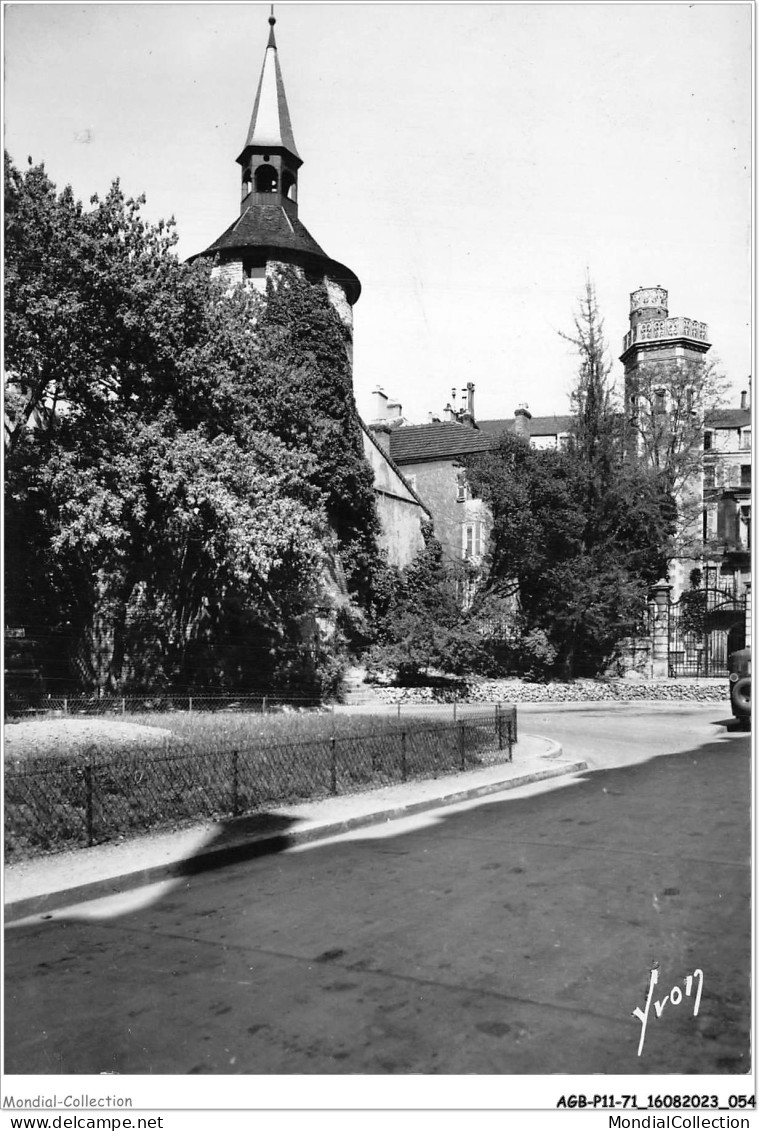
519, 699, 743, 767
5, 704, 751, 1076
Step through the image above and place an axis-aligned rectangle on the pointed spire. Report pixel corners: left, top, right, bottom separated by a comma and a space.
196, 7, 361, 307
239, 8, 300, 161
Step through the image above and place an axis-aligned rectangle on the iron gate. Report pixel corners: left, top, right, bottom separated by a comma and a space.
668, 586, 747, 678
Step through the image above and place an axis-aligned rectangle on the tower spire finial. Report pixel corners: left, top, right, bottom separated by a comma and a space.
238, 4, 300, 167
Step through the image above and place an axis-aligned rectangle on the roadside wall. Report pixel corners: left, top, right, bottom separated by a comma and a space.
374, 679, 729, 705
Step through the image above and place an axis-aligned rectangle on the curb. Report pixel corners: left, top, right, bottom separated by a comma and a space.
4, 748, 586, 925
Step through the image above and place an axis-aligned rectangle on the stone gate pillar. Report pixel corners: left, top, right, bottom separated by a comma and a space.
650, 579, 672, 679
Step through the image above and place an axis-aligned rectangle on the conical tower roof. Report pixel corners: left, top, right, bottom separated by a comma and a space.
238, 14, 301, 163
193, 11, 360, 306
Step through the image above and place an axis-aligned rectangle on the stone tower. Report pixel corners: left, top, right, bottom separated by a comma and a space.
193, 13, 360, 333
620, 286, 713, 596
620, 285, 711, 404
191, 10, 428, 572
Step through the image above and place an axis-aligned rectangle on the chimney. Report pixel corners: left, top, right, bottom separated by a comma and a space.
513, 403, 532, 442
456, 381, 476, 426
741, 389, 748, 411
466, 382, 475, 420
427, 412, 442, 424
444, 403, 457, 422
371, 386, 388, 421
387, 400, 403, 421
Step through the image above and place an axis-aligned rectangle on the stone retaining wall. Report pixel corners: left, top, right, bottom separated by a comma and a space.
373, 679, 728, 705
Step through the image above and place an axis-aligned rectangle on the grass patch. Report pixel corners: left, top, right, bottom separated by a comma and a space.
5, 708, 456, 761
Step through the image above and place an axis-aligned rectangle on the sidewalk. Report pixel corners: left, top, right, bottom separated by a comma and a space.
4, 733, 586, 923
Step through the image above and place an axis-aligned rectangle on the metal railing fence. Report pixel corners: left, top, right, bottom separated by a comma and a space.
5, 707, 517, 861
5, 692, 322, 718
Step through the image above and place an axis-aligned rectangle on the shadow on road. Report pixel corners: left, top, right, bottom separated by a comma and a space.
174, 810, 301, 876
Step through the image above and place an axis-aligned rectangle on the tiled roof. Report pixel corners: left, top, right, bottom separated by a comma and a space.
389, 422, 498, 464
203, 203, 327, 259
478, 415, 575, 437
196, 204, 362, 304
706, 408, 752, 429
389, 406, 748, 466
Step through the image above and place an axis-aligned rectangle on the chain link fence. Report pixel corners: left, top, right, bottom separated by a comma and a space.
5, 692, 320, 718
5, 708, 517, 861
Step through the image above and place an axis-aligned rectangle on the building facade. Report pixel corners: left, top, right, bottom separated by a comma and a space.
702, 400, 752, 593
380, 393, 576, 580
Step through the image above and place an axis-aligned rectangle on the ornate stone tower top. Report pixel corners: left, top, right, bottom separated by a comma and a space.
621, 284, 710, 368
629, 285, 668, 327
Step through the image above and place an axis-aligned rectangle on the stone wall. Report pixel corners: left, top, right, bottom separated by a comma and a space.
209, 260, 353, 335
373, 678, 728, 705
324, 277, 354, 333
213, 259, 244, 288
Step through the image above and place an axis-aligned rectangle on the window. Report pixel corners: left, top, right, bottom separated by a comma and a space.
654, 389, 667, 414
741, 465, 751, 487
703, 431, 712, 451
703, 464, 715, 490
462, 522, 482, 561
740, 505, 751, 550
243, 264, 267, 290
456, 472, 467, 502
741, 428, 752, 451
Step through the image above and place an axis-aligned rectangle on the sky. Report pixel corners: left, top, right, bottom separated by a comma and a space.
3, 1, 753, 428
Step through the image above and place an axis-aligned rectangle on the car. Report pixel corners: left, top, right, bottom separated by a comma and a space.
728, 647, 751, 723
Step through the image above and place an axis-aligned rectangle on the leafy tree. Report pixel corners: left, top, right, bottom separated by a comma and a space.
466, 434, 673, 677
5, 155, 376, 695
248, 266, 382, 608
366, 533, 489, 683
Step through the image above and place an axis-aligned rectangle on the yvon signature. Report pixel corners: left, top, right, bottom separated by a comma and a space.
633, 964, 703, 1055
